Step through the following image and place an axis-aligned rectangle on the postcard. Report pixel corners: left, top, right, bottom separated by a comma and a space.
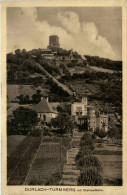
1, 0, 127, 194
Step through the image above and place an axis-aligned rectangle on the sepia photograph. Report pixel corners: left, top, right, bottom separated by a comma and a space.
6, 5, 123, 187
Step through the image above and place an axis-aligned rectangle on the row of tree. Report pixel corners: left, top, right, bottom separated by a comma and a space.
60, 70, 121, 82
17, 89, 43, 104
85, 55, 122, 71
76, 132, 103, 186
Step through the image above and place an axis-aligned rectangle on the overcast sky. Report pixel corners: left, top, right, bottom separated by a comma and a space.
7, 7, 122, 60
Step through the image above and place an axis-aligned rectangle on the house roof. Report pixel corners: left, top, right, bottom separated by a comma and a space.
33, 98, 58, 114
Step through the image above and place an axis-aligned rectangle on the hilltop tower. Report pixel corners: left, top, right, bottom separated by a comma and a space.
48, 35, 60, 49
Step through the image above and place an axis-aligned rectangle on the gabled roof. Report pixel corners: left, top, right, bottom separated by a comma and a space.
33, 98, 58, 114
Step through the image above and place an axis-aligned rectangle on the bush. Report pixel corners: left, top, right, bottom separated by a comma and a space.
81, 132, 95, 142
30, 129, 42, 137
80, 132, 95, 150
76, 155, 102, 172
78, 121, 88, 132
75, 148, 93, 162
95, 130, 107, 140
77, 167, 103, 186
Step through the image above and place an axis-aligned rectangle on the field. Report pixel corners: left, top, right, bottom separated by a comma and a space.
89, 66, 118, 73
7, 84, 49, 102
95, 142, 122, 155
25, 137, 72, 185
95, 141, 122, 186
68, 81, 100, 96
96, 155, 122, 186
85, 84, 100, 94
7, 135, 26, 156
67, 66, 86, 75
7, 135, 42, 185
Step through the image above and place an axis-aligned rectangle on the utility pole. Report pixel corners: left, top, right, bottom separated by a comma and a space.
59, 136, 62, 178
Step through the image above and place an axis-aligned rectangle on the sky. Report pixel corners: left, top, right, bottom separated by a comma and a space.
7, 7, 122, 60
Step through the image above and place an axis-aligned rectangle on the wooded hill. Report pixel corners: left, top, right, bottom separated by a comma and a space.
85, 55, 122, 71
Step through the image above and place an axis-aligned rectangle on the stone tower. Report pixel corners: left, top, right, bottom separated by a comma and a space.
48, 35, 60, 49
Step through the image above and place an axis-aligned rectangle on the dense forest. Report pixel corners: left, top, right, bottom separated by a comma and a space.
60, 70, 122, 114
7, 50, 60, 84
85, 55, 122, 71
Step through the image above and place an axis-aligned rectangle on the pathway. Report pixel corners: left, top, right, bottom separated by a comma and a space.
35, 62, 73, 96
60, 131, 83, 186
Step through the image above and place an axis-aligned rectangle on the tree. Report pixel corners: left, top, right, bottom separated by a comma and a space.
13, 107, 39, 133
7, 119, 17, 135
78, 167, 103, 186
80, 132, 95, 150
23, 95, 30, 104
32, 90, 42, 103
75, 148, 93, 163
15, 49, 21, 55
22, 49, 27, 54
76, 155, 102, 172
17, 95, 24, 103
107, 127, 122, 140
50, 113, 74, 135
17, 95, 30, 104
78, 120, 88, 132
95, 129, 107, 143
36, 89, 41, 95
7, 70, 16, 82
98, 130, 107, 140
56, 105, 63, 113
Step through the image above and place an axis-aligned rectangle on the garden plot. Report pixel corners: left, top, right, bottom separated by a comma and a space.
25, 137, 72, 185
85, 84, 100, 94
95, 142, 122, 155
94, 141, 122, 186
95, 155, 122, 185
69, 81, 92, 96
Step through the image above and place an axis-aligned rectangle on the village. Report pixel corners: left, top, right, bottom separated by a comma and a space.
7, 35, 122, 186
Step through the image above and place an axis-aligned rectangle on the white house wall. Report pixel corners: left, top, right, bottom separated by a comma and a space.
71, 103, 87, 116
37, 112, 57, 123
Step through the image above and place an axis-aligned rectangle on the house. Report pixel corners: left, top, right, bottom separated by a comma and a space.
87, 107, 97, 132
98, 114, 108, 132
87, 107, 108, 132
71, 96, 108, 131
41, 53, 55, 60
33, 97, 58, 123
71, 97, 88, 125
